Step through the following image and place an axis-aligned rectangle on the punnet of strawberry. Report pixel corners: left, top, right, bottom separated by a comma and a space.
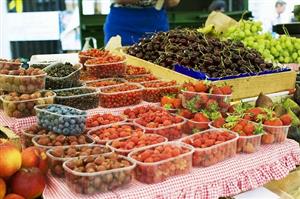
86, 113, 126, 129
178, 108, 225, 134
181, 81, 232, 114
123, 105, 167, 121
161, 94, 182, 113
241, 107, 292, 144
181, 129, 238, 167
211, 115, 264, 153
128, 142, 194, 184
87, 122, 144, 144
134, 111, 185, 140
142, 80, 179, 103
108, 131, 167, 155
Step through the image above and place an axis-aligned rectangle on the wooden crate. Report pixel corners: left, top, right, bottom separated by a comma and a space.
123, 53, 297, 100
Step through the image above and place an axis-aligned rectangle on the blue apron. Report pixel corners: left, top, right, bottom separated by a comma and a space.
104, 5, 169, 46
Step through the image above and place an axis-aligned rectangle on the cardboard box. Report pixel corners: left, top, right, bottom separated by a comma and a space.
0, 126, 21, 151
121, 53, 296, 101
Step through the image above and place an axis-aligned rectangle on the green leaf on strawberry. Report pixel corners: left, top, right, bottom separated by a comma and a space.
254, 122, 264, 135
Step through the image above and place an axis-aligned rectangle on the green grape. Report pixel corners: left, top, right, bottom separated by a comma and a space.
279, 56, 284, 62
251, 25, 258, 33
284, 56, 291, 63
292, 52, 298, 60
283, 51, 290, 58
275, 44, 283, 52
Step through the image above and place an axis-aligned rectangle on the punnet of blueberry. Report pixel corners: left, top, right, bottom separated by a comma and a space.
35, 104, 87, 135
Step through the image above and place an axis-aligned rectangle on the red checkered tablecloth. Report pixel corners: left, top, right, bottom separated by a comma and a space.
2, 103, 300, 199
42, 139, 300, 199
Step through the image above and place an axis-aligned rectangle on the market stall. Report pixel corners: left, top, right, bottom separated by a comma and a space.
1, 14, 300, 198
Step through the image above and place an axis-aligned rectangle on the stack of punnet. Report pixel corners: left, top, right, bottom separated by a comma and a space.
0, 58, 56, 118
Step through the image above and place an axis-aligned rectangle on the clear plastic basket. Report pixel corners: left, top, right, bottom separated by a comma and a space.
35, 104, 87, 135
0, 72, 46, 93
128, 141, 194, 184
261, 124, 290, 144
46, 144, 112, 177
86, 78, 127, 89
141, 80, 180, 103
54, 87, 100, 110
44, 63, 82, 90
180, 129, 239, 167
85, 60, 126, 78
107, 134, 168, 156
0, 59, 22, 70
181, 90, 231, 113
182, 119, 210, 135
63, 154, 135, 194
32, 134, 94, 151
134, 117, 186, 141
87, 122, 145, 145
1, 91, 55, 118
99, 83, 144, 108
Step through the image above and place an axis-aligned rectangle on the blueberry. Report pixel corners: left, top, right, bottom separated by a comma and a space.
53, 127, 57, 132
65, 122, 69, 127
59, 124, 64, 129
70, 119, 75, 124
63, 128, 69, 135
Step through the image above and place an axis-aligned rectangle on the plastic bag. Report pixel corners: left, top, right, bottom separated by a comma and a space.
205, 11, 237, 33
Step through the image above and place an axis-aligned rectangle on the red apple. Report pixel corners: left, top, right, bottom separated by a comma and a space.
11, 168, 46, 199
21, 147, 48, 174
0, 178, 6, 199
0, 143, 22, 178
3, 194, 25, 199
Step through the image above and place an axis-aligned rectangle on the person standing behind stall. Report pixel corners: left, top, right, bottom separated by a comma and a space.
104, 0, 180, 46
208, 0, 226, 12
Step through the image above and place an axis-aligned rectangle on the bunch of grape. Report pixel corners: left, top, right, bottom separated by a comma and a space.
224, 20, 300, 64
128, 29, 276, 78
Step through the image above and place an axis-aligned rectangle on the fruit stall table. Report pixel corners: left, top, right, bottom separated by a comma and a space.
1, 105, 300, 199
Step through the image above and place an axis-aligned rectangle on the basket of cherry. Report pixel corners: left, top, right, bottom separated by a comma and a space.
210, 115, 264, 153
85, 53, 126, 78
134, 111, 185, 141
181, 81, 232, 113
180, 129, 238, 167
128, 142, 194, 184
99, 83, 144, 108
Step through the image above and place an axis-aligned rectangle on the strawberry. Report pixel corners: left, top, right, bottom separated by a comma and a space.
232, 124, 243, 132
261, 133, 275, 144
279, 114, 292, 126
243, 123, 255, 135
172, 98, 182, 109
187, 86, 196, 92
264, 118, 283, 126
194, 113, 209, 122
219, 85, 232, 95
194, 81, 208, 92
211, 86, 223, 95
206, 99, 218, 111
212, 117, 225, 128
161, 96, 172, 106
246, 107, 264, 116
179, 109, 193, 119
